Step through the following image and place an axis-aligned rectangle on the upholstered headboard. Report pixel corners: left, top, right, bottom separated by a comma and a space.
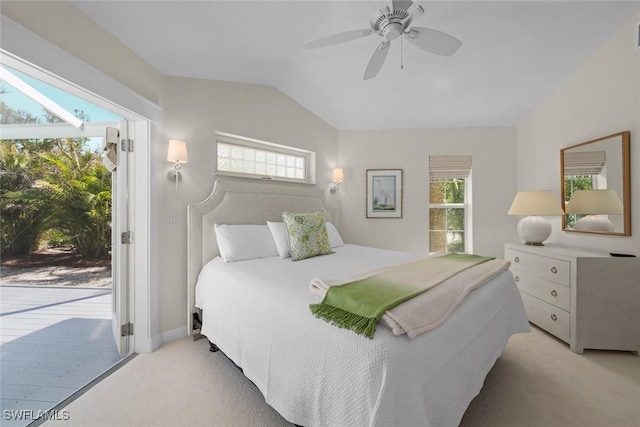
187, 178, 337, 334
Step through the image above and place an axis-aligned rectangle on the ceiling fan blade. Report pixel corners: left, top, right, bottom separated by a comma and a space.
392, 0, 413, 11
404, 27, 462, 56
305, 28, 373, 49
363, 41, 391, 80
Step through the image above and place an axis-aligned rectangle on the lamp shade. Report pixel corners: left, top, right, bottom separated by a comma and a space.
167, 139, 188, 164
508, 191, 563, 246
508, 191, 564, 216
565, 189, 623, 215
332, 168, 344, 183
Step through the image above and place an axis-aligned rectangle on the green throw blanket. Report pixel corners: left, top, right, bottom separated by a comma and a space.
309, 253, 495, 338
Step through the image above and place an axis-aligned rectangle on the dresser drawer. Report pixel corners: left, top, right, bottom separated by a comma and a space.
513, 270, 570, 311
520, 292, 570, 342
506, 248, 570, 286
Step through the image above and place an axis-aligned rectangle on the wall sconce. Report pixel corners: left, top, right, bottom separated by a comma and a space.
330, 168, 344, 193
508, 190, 564, 246
167, 139, 188, 191
565, 189, 623, 232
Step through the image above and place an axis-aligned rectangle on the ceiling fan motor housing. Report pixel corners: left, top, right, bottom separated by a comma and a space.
370, 8, 413, 41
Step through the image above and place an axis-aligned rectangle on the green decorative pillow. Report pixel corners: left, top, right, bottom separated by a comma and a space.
282, 211, 334, 261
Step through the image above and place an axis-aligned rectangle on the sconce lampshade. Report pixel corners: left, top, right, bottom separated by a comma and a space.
332, 168, 344, 183
565, 189, 623, 232
508, 191, 564, 246
167, 140, 188, 189
167, 139, 188, 164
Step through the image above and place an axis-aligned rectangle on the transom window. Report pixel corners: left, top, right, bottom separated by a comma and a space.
215, 132, 314, 184
429, 155, 472, 254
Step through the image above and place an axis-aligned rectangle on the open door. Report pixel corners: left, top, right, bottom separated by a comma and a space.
109, 121, 132, 355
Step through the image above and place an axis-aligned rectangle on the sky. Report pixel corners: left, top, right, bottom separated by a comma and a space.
1, 66, 122, 151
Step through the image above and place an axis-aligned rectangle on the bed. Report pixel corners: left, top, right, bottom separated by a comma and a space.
187, 179, 530, 427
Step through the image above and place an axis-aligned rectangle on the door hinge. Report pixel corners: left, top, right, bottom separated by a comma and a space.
121, 322, 134, 337
121, 231, 134, 244
121, 138, 135, 152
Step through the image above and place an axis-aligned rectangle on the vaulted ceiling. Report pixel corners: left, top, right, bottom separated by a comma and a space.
71, 1, 640, 129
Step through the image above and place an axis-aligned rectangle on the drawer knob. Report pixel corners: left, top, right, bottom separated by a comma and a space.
550, 266, 558, 274
551, 290, 558, 297
514, 276, 519, 282
514, 257, 520, 263
550, 313, 558, 321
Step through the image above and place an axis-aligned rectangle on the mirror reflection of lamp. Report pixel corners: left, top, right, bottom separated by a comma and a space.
508, 191, 565, 246
565, 189, 623, 232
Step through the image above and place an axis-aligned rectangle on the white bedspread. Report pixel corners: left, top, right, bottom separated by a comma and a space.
195, 245, 530, 427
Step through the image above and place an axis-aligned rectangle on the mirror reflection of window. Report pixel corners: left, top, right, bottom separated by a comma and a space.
560, 131, 630, 236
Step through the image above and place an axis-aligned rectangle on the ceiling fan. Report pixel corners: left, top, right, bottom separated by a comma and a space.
304, 0, 462, 80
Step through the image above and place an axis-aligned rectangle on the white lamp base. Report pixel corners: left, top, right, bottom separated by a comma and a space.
517, 215, 552, 246
575, 215, 613, 232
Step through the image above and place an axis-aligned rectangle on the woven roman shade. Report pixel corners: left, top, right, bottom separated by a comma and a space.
429, 155, 472, 179
564, 151, 605, 175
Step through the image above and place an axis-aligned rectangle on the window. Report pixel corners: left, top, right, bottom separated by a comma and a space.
563, 150, 606, 228
215, 132, 315, 184
429, 156, 472, 253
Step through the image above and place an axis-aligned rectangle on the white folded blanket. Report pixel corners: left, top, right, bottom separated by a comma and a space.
309, 258, 510, 339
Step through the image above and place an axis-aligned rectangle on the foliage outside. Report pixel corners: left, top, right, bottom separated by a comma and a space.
564, 175, 593, 229
429, 178, 465, 253
1, 87, 112, 259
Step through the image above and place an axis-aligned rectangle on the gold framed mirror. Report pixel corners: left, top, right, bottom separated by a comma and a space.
560, 131, 630, 236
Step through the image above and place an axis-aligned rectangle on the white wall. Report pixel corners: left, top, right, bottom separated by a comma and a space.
1, 3, 339, 341
337, 128, 518, 258
517, 12, 640, 255
5, 1, 636, 342
1, 3, 163, 352
1, 1, 163, 105
160, 76, 338, 335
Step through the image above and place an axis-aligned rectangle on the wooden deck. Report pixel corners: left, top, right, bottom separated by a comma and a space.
0, 286, 124, 427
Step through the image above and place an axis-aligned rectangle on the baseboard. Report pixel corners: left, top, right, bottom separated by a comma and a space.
160, 326, 188, 344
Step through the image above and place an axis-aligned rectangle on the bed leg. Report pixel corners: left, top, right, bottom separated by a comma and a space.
209, 341, 219, 353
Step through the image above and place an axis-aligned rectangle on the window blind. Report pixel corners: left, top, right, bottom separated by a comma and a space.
429, 155, 472, 179
564, 151, 605, 175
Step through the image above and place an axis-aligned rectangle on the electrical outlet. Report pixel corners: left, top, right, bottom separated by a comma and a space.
167, 213, 176, 227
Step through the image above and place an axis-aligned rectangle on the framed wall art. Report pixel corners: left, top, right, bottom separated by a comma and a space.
366, 169, 402, 218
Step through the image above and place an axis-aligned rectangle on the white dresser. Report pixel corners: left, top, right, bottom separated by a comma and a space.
504, 243, 640, 354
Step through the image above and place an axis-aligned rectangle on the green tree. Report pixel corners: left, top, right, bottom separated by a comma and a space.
0, 91, 52, 256
564, 175, 593, 228
0, 142, 54, 255
1, 87, 111, 258
36, 138, 112, 258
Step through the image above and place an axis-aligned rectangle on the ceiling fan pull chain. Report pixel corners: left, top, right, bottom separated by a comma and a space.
400, 36, 404, 70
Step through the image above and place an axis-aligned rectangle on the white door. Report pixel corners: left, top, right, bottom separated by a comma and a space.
110, 121, 133, 355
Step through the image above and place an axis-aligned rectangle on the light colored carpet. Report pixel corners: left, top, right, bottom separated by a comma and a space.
45, 326, 640, 427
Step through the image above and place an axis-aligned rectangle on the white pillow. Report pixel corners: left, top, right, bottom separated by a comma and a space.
267, 221, 291, 258
214, 224, 278, 262
267, 221, 344, 259
325, 222, 344, 248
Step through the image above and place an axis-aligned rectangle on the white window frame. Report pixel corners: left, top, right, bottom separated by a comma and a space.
428, 155, 473, 254
215, 131, 315, 184
428, 177, 472, 254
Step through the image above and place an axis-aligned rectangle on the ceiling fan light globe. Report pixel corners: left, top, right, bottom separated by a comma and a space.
383, 23, 403, 40
408, 4, 424, 18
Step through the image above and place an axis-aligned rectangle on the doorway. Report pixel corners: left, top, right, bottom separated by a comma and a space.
0, 60, 134, 426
